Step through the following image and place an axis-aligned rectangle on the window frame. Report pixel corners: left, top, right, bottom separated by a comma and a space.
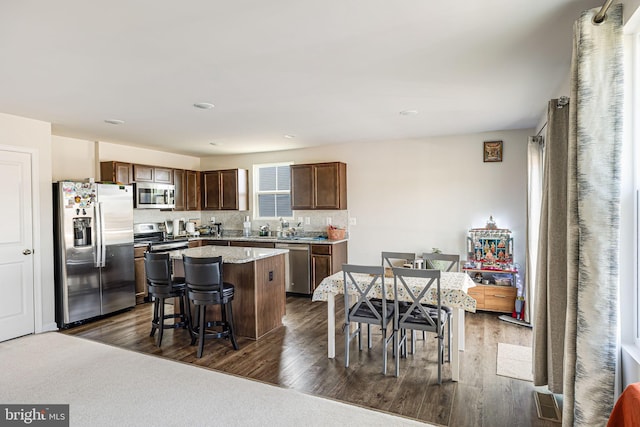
634, 32, 640, 346
625, 28, 640, 349
252, 162, 293, 221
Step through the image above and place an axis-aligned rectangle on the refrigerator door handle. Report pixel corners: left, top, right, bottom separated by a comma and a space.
98, 202, 107, 267
94, 204, 102, 267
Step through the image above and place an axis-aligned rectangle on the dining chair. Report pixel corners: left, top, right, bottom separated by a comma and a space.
144, 251, 191, 347
392, 266, 447, 384
422, 252, 460, 272
422, 252, 459, 362
381, 251, 417, 350
381, 251, 417, 270
342, 264, 395, 375
182, 255, 239, 358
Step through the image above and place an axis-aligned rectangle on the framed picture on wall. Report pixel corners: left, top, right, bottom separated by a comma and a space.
483, 140, 503, 162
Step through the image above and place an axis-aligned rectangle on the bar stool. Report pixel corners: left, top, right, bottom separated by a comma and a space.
144, 251, 191, 347
182, 255, 239, 358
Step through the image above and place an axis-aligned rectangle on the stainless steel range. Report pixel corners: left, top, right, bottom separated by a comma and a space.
134, 223, 190, 252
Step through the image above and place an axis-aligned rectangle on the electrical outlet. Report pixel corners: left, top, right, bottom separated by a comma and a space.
326, 217, 332, 225
305, 217, 310, 225
349, 217, 357, 226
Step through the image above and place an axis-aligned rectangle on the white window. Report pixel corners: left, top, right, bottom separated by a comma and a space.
253, 163, 293, 220
626, 26, 640, 348
631, 32, 640, 346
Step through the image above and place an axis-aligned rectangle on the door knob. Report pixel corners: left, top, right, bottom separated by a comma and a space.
23, 249, 32, 255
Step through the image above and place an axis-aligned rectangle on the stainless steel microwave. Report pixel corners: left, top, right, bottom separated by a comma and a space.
134, 182, 175, 209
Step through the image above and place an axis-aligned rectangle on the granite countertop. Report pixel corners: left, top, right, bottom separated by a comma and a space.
191, 235, 348, 245
168, 245, 289, 264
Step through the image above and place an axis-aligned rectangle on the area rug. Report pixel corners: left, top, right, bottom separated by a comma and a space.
0, 333, 434, 427
496, 342, 533, 381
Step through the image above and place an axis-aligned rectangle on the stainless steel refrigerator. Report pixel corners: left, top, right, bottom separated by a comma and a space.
53, 181, 135, 328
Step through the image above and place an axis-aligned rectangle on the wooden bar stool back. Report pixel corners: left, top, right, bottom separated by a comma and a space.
182, 255, 239, 358
144, 251, 191, 347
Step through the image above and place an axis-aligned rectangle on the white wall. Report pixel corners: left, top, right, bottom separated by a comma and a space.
99, 142, 200, 171
202, 128, 532, 274
0, 113, 56, 333
52, 136, 96, 181
52, 137, 202, 181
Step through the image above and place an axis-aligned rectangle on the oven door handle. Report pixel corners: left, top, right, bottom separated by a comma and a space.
149, 242, 189, 252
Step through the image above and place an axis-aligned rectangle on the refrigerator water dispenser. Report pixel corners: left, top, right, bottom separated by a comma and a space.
73, 217, 92, 247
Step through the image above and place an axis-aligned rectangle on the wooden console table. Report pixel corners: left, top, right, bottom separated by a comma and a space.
462, 267, 517, 313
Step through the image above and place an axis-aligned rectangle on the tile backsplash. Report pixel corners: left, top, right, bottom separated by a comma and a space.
133, 209, 349, 236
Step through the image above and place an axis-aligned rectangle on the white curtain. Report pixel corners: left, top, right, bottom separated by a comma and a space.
525, 136, 544, 324
532, 5, 623, 426
563, 4, 623, 426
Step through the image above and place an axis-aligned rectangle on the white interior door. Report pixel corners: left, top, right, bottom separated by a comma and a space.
0, 150, 34, 342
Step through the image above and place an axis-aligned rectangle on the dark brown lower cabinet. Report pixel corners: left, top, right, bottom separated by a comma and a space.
134, 246, 147, 304
311, 241, 347, 292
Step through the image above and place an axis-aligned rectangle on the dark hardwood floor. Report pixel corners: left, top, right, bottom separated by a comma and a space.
62, 296, 556, 427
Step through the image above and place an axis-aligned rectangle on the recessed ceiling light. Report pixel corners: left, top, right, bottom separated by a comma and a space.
193, 102, 215, 109
104, 119, 124, 125
284, 134, 296, 139
399, 110, 419, 116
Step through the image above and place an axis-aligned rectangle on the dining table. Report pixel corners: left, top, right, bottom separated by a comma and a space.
312, 270, 477, 381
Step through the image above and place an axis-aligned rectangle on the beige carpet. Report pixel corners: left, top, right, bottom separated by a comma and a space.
496, 343, 533, 381
0, 333, 435, 426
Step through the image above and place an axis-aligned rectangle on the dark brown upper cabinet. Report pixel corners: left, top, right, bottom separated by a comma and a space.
132, 164, 153, 182
100, 161, 133, 184
132, 164, 173, 184
185, 170, 201, 211
174, 169, 201, 211
201, 169, 248, 211
173, 169, 186, 211
153, 167, 173, 184
291, 162, 347, 210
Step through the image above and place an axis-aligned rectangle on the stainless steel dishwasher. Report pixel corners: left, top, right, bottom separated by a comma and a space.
275, 242, 310, 295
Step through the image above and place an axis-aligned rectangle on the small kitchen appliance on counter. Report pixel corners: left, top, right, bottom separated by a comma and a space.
172, 218, 186, 237
211, 222, 223, 238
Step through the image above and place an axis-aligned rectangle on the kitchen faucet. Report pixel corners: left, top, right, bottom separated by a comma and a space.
279, 217, 289, 229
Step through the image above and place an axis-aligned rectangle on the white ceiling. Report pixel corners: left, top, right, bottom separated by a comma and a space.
0, 0, 604, 156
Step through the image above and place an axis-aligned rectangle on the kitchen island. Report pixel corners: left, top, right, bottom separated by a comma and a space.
170, 246, 288, 340
188, 234, 348, 246
190, 235, 348, 295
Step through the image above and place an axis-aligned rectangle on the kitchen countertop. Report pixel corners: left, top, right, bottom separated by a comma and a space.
168, 245, 288, 264
190, 235, 348, 245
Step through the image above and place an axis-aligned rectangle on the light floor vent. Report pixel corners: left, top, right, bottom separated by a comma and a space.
534, 391, 562, 423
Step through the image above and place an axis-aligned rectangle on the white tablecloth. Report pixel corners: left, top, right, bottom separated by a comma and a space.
312, 271, 477, 312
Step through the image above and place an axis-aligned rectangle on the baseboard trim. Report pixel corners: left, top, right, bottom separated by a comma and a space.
498, 314, 532, 328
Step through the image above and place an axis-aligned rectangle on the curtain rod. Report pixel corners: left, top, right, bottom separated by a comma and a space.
594, 0, 615, 24
536, 122, 547, 137
536, 97, 569, 136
